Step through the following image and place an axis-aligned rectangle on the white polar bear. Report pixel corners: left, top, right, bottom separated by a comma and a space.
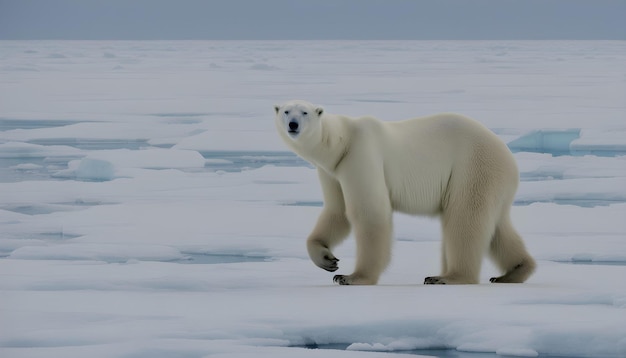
274, 100, 536, 285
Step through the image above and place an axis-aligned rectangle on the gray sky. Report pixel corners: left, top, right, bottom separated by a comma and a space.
1, 0, 625, 40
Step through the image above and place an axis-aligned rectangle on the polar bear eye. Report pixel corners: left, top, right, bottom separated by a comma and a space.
302, 111, 308, 116
284, 110, 289, 115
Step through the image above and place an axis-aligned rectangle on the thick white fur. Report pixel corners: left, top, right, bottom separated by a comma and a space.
274, 100, 536, 285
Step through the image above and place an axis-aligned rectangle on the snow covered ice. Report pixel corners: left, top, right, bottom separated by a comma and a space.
1, 40, 625, 358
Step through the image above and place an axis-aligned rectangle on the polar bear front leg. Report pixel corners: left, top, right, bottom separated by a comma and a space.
306, 169, 351, 273
333, 204, 393, 285
333, 159, 393, 285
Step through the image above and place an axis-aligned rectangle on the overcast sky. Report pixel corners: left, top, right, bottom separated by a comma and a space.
1, 0, 625, 40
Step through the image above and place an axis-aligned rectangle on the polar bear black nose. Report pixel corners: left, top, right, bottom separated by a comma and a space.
289, 121, 299, 131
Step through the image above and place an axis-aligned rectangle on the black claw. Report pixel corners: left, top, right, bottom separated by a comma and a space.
333, 275, 349, 285
424, 276, 446, 285
322, 255, 339, 272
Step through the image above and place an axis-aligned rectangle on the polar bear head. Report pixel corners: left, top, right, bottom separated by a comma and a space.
274, 100, 324, 146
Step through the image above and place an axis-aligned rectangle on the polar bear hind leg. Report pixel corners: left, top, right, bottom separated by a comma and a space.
424, 199, 496, 285
424, 139, 536, 285
424, 193, 535, 284
488, 213, 536, 283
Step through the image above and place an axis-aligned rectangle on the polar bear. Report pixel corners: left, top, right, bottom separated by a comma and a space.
274, 100, 536, 285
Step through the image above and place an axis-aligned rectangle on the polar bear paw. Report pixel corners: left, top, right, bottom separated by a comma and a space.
317, 253, 339, 272
308, 242, 340, 272
333, 274, 377, 285
333, 275, 351, 285
424, 275, 478, 285
424, 276, 448, 285
489, 261, 534, 283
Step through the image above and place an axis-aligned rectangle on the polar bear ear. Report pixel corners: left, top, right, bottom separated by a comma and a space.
273, 105, 281, 114
315, 107, 324, 116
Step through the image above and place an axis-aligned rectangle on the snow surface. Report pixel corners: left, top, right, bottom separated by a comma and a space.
1, 40, 625, 358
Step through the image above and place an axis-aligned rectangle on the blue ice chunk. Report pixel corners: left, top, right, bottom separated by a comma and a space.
508, 129, 581, 156
75, 158, 115, 181
508, 129, 626, 157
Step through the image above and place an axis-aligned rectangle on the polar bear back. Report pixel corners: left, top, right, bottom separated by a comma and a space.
342, 113, 518, 216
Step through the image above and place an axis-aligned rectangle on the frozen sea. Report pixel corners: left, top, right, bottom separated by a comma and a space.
0, 40, 625, 358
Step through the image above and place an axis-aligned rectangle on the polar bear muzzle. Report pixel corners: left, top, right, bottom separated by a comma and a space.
288, 120, 299, 135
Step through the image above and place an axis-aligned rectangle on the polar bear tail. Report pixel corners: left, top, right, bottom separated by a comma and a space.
488, 213, 536, 283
